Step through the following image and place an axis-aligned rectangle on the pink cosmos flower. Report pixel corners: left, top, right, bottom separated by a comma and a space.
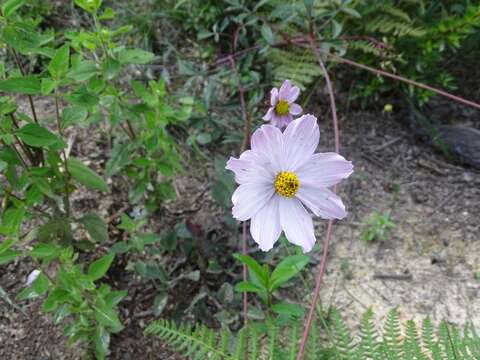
226, 114, 353, 253
263, 80, 302, 128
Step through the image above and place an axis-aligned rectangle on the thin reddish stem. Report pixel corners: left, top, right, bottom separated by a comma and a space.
327, 53, 480, 110
296, 36, 341, 360
229, 54, 250, 327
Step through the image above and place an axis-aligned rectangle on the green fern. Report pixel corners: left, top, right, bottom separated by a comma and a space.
145, 309, 480, 360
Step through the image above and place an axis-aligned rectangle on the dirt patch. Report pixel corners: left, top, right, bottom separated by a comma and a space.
306, 110, 480, 328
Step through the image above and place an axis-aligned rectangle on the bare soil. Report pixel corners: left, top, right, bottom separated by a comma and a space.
1, 97, 479, 358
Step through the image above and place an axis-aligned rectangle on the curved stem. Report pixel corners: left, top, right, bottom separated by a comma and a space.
296, 36, 341, 360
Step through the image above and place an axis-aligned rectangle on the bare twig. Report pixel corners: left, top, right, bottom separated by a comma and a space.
373, 272, 413, 281
296, 35, 341, 360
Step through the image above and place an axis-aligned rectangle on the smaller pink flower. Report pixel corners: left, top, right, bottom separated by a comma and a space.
263, 80, 302, 128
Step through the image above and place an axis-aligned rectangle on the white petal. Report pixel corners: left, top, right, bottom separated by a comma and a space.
26, 269, 41, 286
262, 107, 275, 121
232, 182, 275, 221
297, 152, 353, 187
296, 185, 347, 219
250, 125, 285, 171
285, 86, 300, 102
289, 103, 302, 115
278, 197, 316, 253
250, 195, 281, 251
279, 80, 292, 99
283, 114, 320, 171
270, 88, 279, 106
226, 151, 275, 185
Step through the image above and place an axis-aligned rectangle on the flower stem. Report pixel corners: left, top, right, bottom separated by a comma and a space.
228, 52, 250, 327
295, 36, 341, 360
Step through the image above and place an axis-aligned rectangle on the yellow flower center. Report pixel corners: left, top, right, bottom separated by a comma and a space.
275, 100, 290, 115
274, 171, 300, 197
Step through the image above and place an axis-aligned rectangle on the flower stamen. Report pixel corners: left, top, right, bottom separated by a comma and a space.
275, 100, 290, 115
275, 171, 299, 197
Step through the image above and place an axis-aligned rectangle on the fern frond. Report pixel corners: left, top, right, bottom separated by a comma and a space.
330, 308, 355, 359
358, 308, 382, 360
382, 309, 403, 360
145, 319, 235, 360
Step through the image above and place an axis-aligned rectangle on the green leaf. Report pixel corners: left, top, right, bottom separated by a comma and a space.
233, 254, 267, 287
94, 302, 122, 331
48, 45, 70, 80
271, 302, 304, 317
261, 23, 275, 45
74, 0, 102, 13
32, 273, 49, 295
67, 157, 108, 192
30, 243, 61, 259
16, 123, 64, 148
61, 106, 88, 129
43, 288, 69, 312
94, 325, 110, 359
0, 207, 25, 236
0, 249, 21, 265
41, 78, 56, 95
0, 238, 15, 254
0, 76, 41, 95
118, 49, 155, 64
2, 0, 26, 17
79, 213, 108, 242
88, 253, 114, 281
270, 254, 309, 291
104, 290, 127, 308
234, 281, 262, 294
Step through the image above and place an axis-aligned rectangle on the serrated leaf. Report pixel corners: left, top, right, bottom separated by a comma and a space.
61, 106, 88, 129
16, 123, 64, 148
0, 76, 41, 95
48, 45, 70, 80
79, 213, 108, 242
67, 157, 108, 192
88, 253, 114, 281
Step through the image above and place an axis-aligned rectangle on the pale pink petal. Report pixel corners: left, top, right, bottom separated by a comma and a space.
250, 125, 285, 171
232, 182, 274, 221
270, 88, 279, 106
296, 185, 347, 219
297, 152, 353, 187
263, 107, 275, 121
278, 80, 292, 100
283, 114, 320, 170
226, 151, 274, 185
250, 195, 281, 251
289, 103, 302, 115
285, 86, 300, 102
26, 269, 41, 286
278, 197, 316, 252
